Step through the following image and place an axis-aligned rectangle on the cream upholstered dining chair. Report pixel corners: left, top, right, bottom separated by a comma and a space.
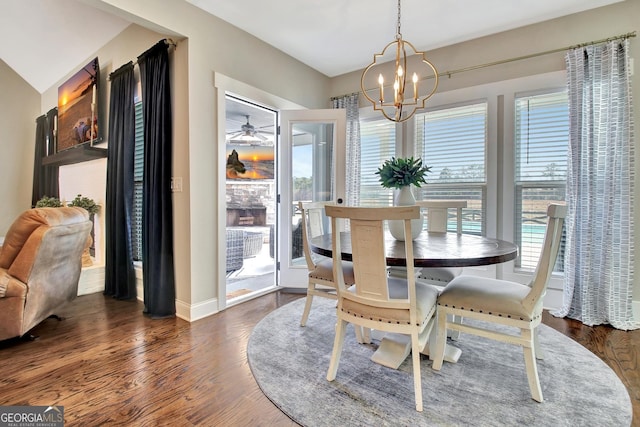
415, 200, 468, 340
432, 203, 567, 402
419, 199, 466, 233
324, 205, 439, 412
415, 200, 467, 285
298, 201, 355, 327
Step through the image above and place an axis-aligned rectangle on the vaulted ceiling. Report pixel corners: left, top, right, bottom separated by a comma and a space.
0, 0, 623, 94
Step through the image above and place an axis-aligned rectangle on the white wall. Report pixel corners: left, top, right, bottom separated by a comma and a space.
58, 158, 107, 264
0, 60, 40, 234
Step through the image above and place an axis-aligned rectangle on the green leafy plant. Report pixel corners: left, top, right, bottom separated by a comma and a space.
35, 196, 63, 208
375, 157, 432, 189
68, 194, 100, 215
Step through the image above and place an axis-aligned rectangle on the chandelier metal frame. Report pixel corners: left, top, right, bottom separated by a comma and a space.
360, 0, 439, 123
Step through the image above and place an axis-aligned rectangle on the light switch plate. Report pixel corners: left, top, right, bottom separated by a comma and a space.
171, 177, 183, 192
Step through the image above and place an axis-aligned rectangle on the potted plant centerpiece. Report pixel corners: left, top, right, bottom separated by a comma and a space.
376, 156, 431, 240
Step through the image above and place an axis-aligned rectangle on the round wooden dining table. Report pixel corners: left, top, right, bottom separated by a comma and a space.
309, 231, 518, 268
309, 230, 519, 368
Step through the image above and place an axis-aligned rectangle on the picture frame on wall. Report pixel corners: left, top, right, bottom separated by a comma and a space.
56, 57, 100, 152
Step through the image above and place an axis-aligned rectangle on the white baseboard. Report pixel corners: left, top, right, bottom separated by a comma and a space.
79, 263, 144, 301
133, 265, 219, 321
176, 297, 220, 322
77, 264, 105, 295
135, 264, 144, 302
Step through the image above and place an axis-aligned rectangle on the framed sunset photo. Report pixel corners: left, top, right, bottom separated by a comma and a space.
226, 145, 274, 180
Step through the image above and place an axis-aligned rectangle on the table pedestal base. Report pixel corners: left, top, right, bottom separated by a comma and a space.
370, 333, 412, 369
371, 329, 462, 369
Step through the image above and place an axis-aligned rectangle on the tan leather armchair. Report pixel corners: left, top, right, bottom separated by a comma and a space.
0, 207, 92, 341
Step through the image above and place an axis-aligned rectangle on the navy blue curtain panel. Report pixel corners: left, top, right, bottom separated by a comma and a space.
138, 40, 176, 318
104, 62, 137, 300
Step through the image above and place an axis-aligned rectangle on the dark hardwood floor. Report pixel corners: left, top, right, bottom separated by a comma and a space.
0, 292, 637, 426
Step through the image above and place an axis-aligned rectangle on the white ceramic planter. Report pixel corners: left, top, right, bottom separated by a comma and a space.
388, 186, 423, 241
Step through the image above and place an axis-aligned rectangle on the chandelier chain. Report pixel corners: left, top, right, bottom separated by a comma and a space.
396, 0, 402, 40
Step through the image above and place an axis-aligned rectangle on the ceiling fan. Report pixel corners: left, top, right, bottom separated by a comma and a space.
227, 115, 272, 145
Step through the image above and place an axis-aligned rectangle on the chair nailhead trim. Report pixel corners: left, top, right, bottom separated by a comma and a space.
341, 309, 410, 325
436, 306, 532, 321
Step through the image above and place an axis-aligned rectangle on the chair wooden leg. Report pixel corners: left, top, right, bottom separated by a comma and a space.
522, 329, 543, 402
431, 309, 448, 371
533, 327, 544, 360
300, 283, 315, 327
411, 332, 424, 412
327, 318, 347, 381
449, 314, 462, 341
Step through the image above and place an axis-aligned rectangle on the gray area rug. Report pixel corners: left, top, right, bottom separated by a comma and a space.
247, 298, 632, 427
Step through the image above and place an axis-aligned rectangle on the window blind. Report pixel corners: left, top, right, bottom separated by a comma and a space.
416, 103, 487, 184
359, 118, 395, 206
132, 101, 144, 261
514, 91, 568, 271
414, 102, 487, 234
515, 91, 568, 182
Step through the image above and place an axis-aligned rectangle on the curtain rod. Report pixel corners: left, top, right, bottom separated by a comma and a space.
349, 31, 636, 99
128, 38, 176, 66
107, 38, 176, 81
330, 92, 359, 101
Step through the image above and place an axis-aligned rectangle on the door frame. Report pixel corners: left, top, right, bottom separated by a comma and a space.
214, 73, 304, 310
278, 108, 347, 287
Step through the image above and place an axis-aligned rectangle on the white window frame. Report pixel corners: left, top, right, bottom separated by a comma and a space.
404, 87, 498, 279
413, 100, 489, 237
359, 70, 568, 308
513, 88, 568, 273
500, 72, 568, 310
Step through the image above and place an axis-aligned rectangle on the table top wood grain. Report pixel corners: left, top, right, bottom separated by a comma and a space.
310, 231, 518, 268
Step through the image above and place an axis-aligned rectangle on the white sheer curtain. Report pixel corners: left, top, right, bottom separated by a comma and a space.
554, 39, 639, 330
332, 93, 361, 206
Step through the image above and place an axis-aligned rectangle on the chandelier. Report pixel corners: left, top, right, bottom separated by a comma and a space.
361, 0, 439, 123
